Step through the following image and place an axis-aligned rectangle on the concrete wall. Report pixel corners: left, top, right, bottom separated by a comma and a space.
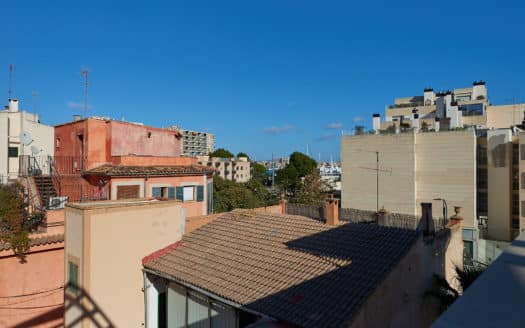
487, 104, 525, 129
349, 223, 463, 328
341, 133, 416, 215
519, 132, 525, 234
487, 129, 513, 241
65, 200, 184, 328
416, 131, 477, 229
0, 114, 8, 180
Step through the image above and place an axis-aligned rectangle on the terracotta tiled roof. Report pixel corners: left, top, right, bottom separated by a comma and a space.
144, 210, 419, 327
83, 164, 214, 177
0, 233, 64, 252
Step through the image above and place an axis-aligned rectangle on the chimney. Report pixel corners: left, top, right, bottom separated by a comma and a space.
73, 114, 82, 122
449, 206, 463, 227
421, 202, 434, 236
325, 194, 339, 226
393, 118, 400, 134
434, 117, 440, 132
413, 113, 420, 132
280, 193, 287, 215
372, 114, 381, 133
8, 98, 19, 112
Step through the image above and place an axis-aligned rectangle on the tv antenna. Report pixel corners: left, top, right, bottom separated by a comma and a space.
32, 91, 38, 112
8, 64, 14, 98
81, 67, 90, 118
356, 150, 392, 213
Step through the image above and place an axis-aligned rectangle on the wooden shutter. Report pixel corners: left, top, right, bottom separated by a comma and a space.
196, 185, 204, 202
116, 185, 140, 199
168, 187, 175, 200
152, 187, 162, 197
175, 187, 183, 201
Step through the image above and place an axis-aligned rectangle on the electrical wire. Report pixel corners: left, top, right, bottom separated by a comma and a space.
0, 286, 64, 298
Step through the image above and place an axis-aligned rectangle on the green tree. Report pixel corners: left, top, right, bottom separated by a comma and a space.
236, 152, 250, 160
289, 152, 317, 178
213, 176, 277, 213
293, 171, 329, 206
251, 162, 268, 185
0, 183, 31, 261
209, 148, 234, 158
275, 164, 299, 192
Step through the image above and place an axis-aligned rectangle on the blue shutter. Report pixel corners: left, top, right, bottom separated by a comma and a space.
175, 187, 183, 201
196, 186, 204, 202
168, 187, 175, 200
152, 187, 162, 197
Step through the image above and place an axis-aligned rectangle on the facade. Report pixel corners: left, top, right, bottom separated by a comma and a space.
167, 127, 215, 157
346, 81, 525, 264
198, 155, 251, 183
0, 209, 65, 328
64, 199, 185, 328
0, 98, 54, 183
142, 204, 463, 327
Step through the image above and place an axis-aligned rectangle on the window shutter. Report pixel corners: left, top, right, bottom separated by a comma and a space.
196, 185, 204, 202
175, 187, 183, 201
168, 187, 175, 200
152, 187, 162, 197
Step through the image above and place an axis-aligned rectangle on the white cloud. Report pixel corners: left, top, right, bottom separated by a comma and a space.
325, 122, 343, 129
318, 133, 337, 141
263, 125, 294, 135
352, 116, 364, 123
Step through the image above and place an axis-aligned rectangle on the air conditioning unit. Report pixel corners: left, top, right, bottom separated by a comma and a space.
49, 196, 68, 209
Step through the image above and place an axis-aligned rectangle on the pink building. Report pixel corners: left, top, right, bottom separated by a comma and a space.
53, 117, 214, 215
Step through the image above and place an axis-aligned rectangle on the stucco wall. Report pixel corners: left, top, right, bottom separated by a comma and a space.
110, 121, 181, 157
341, 133, 416, 215
65, 201, 183, 327
487, 129, 513, 241
415, 131, 477, 229
487, 104, 525, 129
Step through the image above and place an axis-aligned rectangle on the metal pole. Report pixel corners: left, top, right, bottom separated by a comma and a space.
376, 151, 379, 213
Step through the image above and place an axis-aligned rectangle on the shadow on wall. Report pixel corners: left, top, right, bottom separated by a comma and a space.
15, 283, 116, 328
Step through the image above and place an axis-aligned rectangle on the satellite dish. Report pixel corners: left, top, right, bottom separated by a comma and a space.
20, 131, 33, 145
30, 145, 41, 156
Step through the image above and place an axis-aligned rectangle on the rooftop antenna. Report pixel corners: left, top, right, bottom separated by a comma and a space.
81, 67, 90, 118
356, 150, 392, 213
8, 64, 14, 98
32, 91, 38, 112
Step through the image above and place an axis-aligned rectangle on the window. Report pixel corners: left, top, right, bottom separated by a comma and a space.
116, 185, 140, 199
175, 186, 204, 202
152, 187, 175, 199
68, 261, 79, 295
55, 138, 61, 148
8, 147, 18, 158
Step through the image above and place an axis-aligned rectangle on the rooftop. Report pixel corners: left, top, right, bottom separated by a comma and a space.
143, 210, 419, 327
83, 164, 214, 177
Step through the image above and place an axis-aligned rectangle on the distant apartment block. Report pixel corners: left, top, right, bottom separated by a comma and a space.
167, 126, 215, 157
0, 98, 54, 183
198, 155, 251, 183
343, 81, 525, 264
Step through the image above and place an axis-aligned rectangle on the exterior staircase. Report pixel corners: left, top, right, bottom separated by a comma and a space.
33, 176, 57, 209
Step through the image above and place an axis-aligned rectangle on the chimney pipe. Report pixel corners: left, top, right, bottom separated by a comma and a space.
372, 114, 381, 133
8, 98, 19, 112
393, 118, 400, 134
73, 114, 82, 122
325, 195, 339, 226
434, 117, 440, 132
413, 113, 420, 132
421, 202, 434, 236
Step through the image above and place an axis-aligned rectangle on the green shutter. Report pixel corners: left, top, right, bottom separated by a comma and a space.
68, 261, 79, 294
152, 187, 162, 197
196, 185, 204, 202
175, 187, 183, 201
8, 147, 18, 158
168, 187, 175, 200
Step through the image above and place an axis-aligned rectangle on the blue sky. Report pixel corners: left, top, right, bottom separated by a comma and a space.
2, 1, 525, 161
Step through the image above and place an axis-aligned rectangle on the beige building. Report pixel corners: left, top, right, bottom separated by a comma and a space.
342, 130, 478, 257
0, 98, 54, 183
64, 199, 185, 327
198, 155, 251, 183
168, 127, 215, 157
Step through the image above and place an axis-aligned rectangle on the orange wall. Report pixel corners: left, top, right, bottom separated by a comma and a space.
0, 245, 64, 328
109, 175, 212, 217
112, 156, 197, 166
55, 119, 183, 172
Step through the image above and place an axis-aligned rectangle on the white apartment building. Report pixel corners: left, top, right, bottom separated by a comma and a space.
197, 156, 251, 183
0, 99, 54, 183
